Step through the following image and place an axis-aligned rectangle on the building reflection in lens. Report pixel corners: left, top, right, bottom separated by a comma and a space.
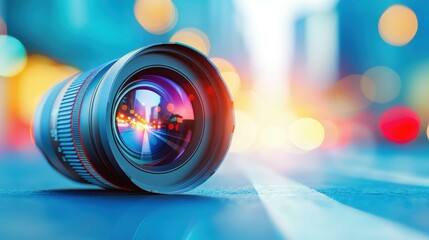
115, 75, 195, 167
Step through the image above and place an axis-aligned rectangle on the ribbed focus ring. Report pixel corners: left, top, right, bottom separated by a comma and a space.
57, 68, 116, 189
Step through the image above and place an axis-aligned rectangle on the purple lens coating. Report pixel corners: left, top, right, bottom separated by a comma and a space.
115, 75, 195, 167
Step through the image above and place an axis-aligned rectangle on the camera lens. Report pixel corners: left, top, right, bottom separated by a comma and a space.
33, 44, 234, 193
114, 75, 194, 168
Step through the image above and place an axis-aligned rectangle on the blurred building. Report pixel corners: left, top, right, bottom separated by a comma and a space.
292, 0, 429, 143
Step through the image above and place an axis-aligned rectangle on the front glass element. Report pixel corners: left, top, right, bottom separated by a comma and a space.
115, 75, 195, 167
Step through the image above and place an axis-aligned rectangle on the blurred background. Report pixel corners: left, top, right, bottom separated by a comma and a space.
1, 0, 429, 155
2, 0, 429, 238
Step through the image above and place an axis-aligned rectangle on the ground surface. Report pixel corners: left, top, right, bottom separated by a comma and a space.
1, 146, 429, 240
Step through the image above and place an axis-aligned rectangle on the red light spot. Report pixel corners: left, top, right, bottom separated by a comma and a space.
379, 106, 420, 144
189, 94, 195, 101
168, 123, 174, 130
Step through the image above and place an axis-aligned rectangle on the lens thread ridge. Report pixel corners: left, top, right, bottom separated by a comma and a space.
57, 68, 117, 189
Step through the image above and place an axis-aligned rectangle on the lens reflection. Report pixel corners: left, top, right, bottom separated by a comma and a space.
115, 75, 195, 168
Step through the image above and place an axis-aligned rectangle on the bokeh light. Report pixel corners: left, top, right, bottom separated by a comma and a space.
210, 58, 241, 98
0, 35, 27, 77
15, 55, 79, 124
233, 90, 266, 117
361, 66, 401, 104
426, 124, 429, 142
232, 90, 275, 143
134, 0, 178, 34
0, 16, 6, 35
379, 106, 420, 144
261, 126, 287, 149
167, 103, 175, 112
233, 89, 300, 153
288, 118, 325, 151
348, 122, 376, 147
170, 28, 210, 55
320, 120, 342, 149
407, 63, 429, 120
230, 110, 258, 153
329, 75, 371, 114
378, 5, 418, 46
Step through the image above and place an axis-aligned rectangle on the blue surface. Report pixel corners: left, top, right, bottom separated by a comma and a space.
1, 148, 429, 239
0, 151, 282, 239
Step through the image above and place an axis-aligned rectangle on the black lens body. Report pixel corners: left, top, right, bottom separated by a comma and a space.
33, 44, 234, 193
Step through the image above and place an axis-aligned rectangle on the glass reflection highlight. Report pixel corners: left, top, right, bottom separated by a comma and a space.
115, 75, 194, 167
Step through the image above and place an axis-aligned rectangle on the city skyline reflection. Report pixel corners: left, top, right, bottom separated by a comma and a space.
115, 75, 195, 167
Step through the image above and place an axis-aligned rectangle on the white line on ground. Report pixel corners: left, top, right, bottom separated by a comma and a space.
242, 162, 429, 240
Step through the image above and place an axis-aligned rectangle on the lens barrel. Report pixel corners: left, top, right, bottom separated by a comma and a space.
33, 44, 234, 193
